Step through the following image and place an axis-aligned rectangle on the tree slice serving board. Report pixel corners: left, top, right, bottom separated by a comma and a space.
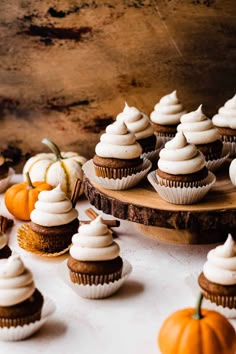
83, 165, 236, 244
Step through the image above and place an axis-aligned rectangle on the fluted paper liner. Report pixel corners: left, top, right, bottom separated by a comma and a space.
17, 224, 70, 257
0, 168, 15, 193
59, 259, 132, 299
206, 147, 229, 172
148, 170, 216, 205
82, 159, 151, 190
0, 297, 56, 341
141, 139, 163, 163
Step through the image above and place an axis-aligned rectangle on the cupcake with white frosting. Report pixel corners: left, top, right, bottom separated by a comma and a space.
198, 234, 236, 309
148, 132, 215, 204
177, 105, 223, 163
0, 254, 44, 327
93, 120, 143, 179
150, 90, 186, 143
0, 232, 11, 259
19, 185, 79, 254
212, 94, 236, 156
67, 216, 123, 285
117, 103, 157, 153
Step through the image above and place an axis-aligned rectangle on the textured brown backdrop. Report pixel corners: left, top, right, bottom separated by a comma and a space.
0, 0, 235, 169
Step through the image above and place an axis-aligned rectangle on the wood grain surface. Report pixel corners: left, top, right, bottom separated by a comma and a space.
0, 1, 235, 170
83, 161, 236, 243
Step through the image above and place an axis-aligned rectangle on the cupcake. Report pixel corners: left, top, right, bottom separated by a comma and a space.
26, 185, 79, 254
93, 121, 143, 179
67, 216, 123, 285
0, 155, 9, 179
177, 105, 223, 162
212, 94, 236, 156
0, 232, 11, 259
198, 234, 236, 309
150, 90, 186, 142
116, 102, 157, 153
0, 254, 44, 328
156, 131, 208, 188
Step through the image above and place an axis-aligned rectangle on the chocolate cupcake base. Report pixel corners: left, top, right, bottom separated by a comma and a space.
0, 289, 44, 328
67, 256, 123, 285
198, 272, 236, 309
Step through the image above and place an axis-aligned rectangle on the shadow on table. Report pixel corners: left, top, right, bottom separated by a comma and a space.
114, 279, 144, 299
33, 320, 67, 340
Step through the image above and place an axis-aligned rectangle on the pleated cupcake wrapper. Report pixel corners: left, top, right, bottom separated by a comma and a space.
147, 170, 216, 205
0, 168, 15, 193
222, 141, 236, 158
69, 269, 122, 286
0, 297, 55, 341
154, 132, 175, 145
141, 140, 164, 163
155, 173, 210, 188
0, 310, 42, 328
205, 148, 229, 172
94, 165, 141, 179
17, 224, 70, 257
58, 259, 132, 299
202, 291, 236, 310
82, 159, 152, 191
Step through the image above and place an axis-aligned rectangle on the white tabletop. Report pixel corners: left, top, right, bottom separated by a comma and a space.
1, 175, 235, 354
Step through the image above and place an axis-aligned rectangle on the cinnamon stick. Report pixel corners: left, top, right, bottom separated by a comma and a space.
84, 208, 120, 227
71, 178, 82, 208
0, 216, 13, 233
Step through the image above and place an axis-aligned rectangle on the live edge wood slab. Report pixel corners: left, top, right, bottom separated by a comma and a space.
83, 165, 236, 244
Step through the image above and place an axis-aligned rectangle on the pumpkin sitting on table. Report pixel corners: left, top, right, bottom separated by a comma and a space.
22, 138, 87, 199
4, 172, 52, 221
158, 293, 236, 354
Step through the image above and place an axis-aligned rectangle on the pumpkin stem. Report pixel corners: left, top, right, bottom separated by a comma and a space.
192, 293, 204, 320
25, 172, 35, 190
42, 138, 63, 160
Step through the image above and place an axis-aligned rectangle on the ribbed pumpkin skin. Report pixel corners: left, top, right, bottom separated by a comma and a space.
23, 152, 87, 198
5, 181, 52, 221
158, 308, 236, 354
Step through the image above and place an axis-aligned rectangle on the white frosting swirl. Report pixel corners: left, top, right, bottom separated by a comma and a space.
203, 234, 236, 285
0, 254, 35, 306
30, 185, 78, 227
0, 232, 8, 250
70, 216, 120, 261
116, 102, 154, 139
95, 121, 142, 159
212, 94, 236, 129
158, 132, 206, 174
177, 105, 220, 144
150, 91, 186, 125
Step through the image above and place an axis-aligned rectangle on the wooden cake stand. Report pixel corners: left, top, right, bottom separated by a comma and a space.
83, 163, 236, 244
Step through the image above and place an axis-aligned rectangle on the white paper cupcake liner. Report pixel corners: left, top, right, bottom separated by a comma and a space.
184, 272, 236, 319
82, 159, 151, 190
222, 141, 236, 158
0, 168, 15, 193
154, 132, 175, 145
141, 139, 163, 163
206, 148, 229, 172
58, 259, 132, 299
147, 170, 216, 205
0, 297, 56, 341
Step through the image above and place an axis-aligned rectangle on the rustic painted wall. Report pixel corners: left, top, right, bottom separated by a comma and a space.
0, 0, 235, 169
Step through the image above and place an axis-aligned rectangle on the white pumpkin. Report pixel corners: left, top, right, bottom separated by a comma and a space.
23, 138, 87, 198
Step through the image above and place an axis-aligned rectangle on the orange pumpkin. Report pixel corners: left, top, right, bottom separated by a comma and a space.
5, 172, 52, 221
158, 293, 236, 354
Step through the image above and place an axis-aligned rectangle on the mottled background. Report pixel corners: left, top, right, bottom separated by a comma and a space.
0, 0, 235, 169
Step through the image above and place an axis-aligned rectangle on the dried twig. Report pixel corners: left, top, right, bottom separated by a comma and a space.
85, 208, 120, 227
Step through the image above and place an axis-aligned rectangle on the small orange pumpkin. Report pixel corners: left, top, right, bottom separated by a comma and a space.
5, 172, 52, 221
158, 293, 236, 354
